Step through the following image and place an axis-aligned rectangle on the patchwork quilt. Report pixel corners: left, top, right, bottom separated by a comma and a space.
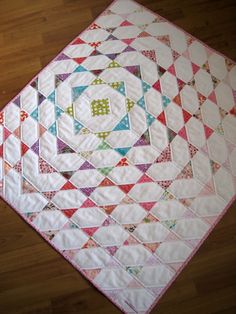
1, 0, 236, 313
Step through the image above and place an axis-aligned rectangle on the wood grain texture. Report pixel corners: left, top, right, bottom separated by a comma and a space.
0, 0, 236, 313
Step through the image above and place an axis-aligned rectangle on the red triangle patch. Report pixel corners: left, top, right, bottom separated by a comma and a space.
61, 181, 77, 190
120, 20, 133, 26
82, 227, 99, 237
21, 142, 29, 155
157, 111, 166, 125
152, 80, 161, 92
230, 106, 236, 117
178, 126, 188, 140
99, 177, 114, 187
122, 38, 135, 45
73, 57, 86, 64
62, 208, 77, 218
4, 127, 11, 141
177, 78, 185, 91
137, 174, 153, 183
72, 37, 85, 45
208, 91, 217, 103
192, 62, 200, 74
119, 184, 134, 194
204, 125, 214, 139
81, 198, 96, 208
140, 202, 156, 211
168, 64, 176, 76
182, 109, 192, 123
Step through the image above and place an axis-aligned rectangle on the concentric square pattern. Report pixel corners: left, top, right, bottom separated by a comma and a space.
1, 0, 236, 313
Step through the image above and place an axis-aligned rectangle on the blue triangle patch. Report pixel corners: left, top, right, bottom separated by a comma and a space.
72, 86, 88, 101
113, 114, 130, 131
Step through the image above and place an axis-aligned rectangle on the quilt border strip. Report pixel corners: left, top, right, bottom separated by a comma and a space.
0, 0, 235, 313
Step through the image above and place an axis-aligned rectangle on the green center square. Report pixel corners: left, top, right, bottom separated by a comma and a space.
91, 98, 110, 117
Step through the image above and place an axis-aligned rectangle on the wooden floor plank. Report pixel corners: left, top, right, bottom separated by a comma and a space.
0, 0, 236, 313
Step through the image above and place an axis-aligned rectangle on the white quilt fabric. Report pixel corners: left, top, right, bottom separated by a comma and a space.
1, 0, 236, 312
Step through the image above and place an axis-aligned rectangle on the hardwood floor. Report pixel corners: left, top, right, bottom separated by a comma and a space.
0, 0, 236, 313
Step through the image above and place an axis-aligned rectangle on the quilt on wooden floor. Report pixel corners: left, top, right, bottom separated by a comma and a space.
1, 0, 236, 313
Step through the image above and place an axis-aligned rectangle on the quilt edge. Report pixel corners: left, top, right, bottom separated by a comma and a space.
145, 193, 236, 314
0, 0, 235, 313
130, 0, 236, 65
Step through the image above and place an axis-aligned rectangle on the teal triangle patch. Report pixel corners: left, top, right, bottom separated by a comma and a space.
113, 114, 130, 131
74, 65, 87, 72
74, 120, 83, 134
117, 82, 126, 96
48, 122, 57, 136
47, 91, 55, 104
162, 95, 171, 108
30, 108, 38, 121
137, 96, 145, 109
72, 86, 88, 101
142, 81, 151, 94
55, 106, 64, 119
146, 112, 155, 126
115, 147, 131, 156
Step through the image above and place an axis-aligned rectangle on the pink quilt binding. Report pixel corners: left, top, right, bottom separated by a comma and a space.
0, 0, 235, 313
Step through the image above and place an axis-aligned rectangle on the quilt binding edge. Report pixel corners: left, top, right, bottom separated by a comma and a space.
0, 0, 235, 313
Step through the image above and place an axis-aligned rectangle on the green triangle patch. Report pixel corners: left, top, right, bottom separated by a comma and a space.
97, 141, 111, 150
98, 167, 113, 176
108, 60, 121, 68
